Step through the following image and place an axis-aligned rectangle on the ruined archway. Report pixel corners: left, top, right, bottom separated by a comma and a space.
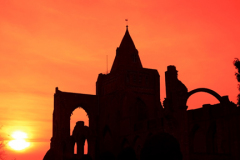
140, 133, 182, 160
186, 88, 223, 109
53, 90, 97, 139
187, 88, 222, 104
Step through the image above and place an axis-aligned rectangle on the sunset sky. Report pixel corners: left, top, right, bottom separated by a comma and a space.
1, 0, 240, 160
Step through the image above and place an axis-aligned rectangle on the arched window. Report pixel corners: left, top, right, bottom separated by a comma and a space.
70, 107, 89, 135
70, 107, 89, 155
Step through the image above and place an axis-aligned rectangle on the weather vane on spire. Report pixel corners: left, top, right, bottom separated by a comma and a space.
125, 19, 128, 28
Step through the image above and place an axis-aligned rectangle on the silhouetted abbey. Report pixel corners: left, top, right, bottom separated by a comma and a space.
43, 26, 239, 160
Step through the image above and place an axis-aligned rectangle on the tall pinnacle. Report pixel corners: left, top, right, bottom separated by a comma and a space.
110, 27, 142, 73
119, 26, 136, 50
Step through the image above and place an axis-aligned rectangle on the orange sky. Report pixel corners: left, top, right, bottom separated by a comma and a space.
1, 0, 240, 159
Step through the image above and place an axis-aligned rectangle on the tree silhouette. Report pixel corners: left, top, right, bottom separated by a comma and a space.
234, 58, 240, 106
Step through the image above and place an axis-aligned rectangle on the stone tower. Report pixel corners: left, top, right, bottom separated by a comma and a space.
96, 26, 162, 158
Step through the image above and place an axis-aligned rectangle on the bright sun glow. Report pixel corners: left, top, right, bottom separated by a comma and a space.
8, 131, 30, 151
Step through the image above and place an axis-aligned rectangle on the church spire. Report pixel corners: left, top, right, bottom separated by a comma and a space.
118, 26, 136, 50
110, 26, 143, 73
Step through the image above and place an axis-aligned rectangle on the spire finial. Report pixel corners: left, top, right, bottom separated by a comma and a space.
125, 19, 128, 28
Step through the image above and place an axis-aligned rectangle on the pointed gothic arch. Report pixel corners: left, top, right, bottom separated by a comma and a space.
102, 125, 113, 152
70, 106, 89, 135
189, 124, 200, 153
206, 121, 218, 153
